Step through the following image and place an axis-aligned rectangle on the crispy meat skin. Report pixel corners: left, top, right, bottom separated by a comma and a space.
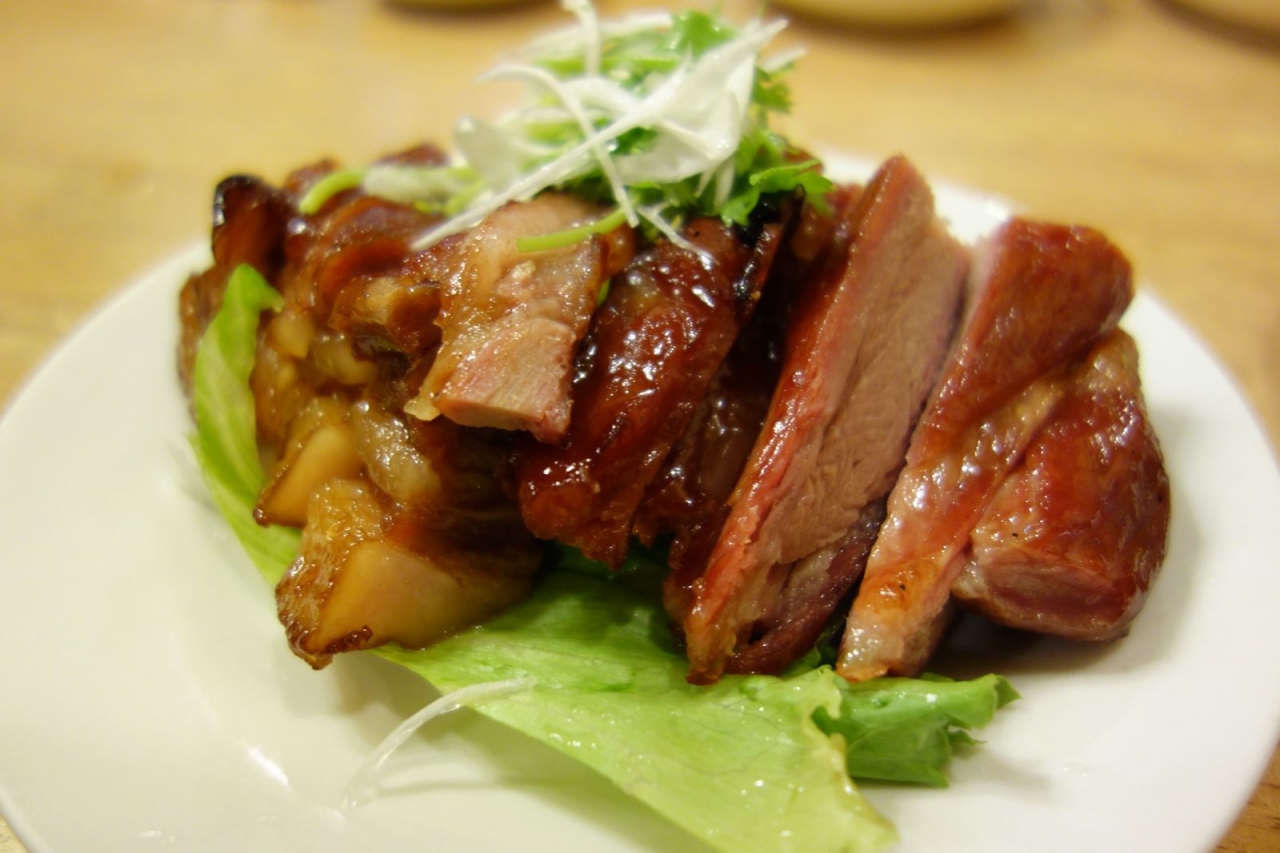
837, 218, 1136, 682
684, 157, 970, 683
513, 209, 789, 568
953, 329, 1169, 641
637, 275, 788, 624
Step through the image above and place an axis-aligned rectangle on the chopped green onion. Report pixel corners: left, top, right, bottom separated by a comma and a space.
297, 167, 367, 215
443, 178, 489, 217
515, 206, 628, 253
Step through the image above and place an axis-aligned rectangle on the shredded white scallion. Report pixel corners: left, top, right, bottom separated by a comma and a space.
481, 62, 637, 227
341, 677, 536, 809
561, 0, 602, 77
521, 10, 674, 62
410, 104, 652, 250
361, 164, 476, 207
760, 45, 806, 75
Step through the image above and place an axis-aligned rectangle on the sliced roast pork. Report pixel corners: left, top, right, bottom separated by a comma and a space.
634, 278, 790, 626
683, 156, 970, 683
837, 218, 1134, 682
725, 500, 887, 675
514, 209, 791, 568
404, 194, 636, 442
952, 329, 1169, 641
637, 190, 853, 648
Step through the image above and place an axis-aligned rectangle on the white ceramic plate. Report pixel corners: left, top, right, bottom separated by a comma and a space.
2, 161, 1279, 853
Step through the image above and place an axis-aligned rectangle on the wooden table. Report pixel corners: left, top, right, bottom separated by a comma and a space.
0, 0, 1276, 850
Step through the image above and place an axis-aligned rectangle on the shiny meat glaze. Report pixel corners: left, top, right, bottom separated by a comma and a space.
684, 157, 970, 683
404, 194, 636, 442
838, 218, 1136, 682
252, 185, 447, 448
513, 209, 790, 569
953, 329, 1169, 641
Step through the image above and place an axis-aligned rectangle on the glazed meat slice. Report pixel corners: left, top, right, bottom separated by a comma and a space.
635, 288, 786, 626
952, 329, 1169, 640
725, 500, 886, 674
683, 157, 970, 683
275, 144, 449, 321
403, 194, 636, 442
263, 281, 546, 669
174, 154, 547, 668
515, 210, 790, 568
638, 192, 851, 635
275, 479, 541, 669
837, 218, 1134, 682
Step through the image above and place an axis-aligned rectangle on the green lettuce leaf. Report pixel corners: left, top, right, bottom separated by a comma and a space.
379, 569, 897, 853
188, 263, 1016, 853
818, 674, 1019, 787
189, 263, 299, 581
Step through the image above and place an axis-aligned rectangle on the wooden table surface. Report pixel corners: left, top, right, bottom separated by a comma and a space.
1, 0, 1277, 850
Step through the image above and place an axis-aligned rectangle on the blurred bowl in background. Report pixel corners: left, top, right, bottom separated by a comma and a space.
1167, 0, 1280, 34
771, 0, 1023, 27
388, 0, 543, 10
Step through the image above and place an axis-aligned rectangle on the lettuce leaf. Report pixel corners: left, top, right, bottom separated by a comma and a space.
818, 674, 1019, 787
379, 569, 897, 853
189, 264, 299, 580
188, 263, 1016, 853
